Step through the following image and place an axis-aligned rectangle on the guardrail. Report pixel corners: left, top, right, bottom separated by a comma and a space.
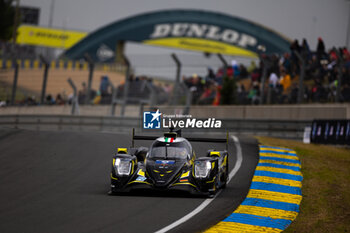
0, 114, 311, 140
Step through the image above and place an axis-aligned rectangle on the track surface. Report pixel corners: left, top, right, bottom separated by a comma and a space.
0, 129, 258, 233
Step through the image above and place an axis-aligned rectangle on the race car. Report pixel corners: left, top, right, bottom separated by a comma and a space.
109, 129, 229, 197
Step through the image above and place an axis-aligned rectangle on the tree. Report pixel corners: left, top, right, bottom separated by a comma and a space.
0, 0, 15, 41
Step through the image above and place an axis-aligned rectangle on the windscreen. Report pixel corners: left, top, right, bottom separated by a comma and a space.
149, 141, 191, 160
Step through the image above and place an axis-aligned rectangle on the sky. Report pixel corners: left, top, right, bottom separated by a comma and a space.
19, 0, 350, 78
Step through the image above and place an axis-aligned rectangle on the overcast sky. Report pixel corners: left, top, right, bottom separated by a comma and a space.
19, 0, 350, 78
21, 0, 350, 49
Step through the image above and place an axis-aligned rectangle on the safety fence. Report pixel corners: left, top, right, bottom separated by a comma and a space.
0, 114, 311, 140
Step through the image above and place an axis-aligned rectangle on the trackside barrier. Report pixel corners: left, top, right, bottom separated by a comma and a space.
0, 115, 311, 140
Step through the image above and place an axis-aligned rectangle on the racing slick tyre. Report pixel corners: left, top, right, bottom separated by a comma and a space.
208, 174, 220, 197
221, 160, 229, 189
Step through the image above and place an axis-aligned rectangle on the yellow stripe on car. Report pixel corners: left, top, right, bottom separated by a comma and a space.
137, 169, 145, 176
172, 182, 197, 188
128, 180, 151, 185
206, 177, 216, 183
181, 171, 190, 178
117, 148, 128, 153
110, 173, 118, 180
210, 151, 220, 157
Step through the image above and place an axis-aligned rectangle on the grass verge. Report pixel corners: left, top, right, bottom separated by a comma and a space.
256, 136, 350, 233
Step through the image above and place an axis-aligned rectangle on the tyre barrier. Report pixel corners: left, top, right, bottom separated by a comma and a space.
206, 145, 303, 232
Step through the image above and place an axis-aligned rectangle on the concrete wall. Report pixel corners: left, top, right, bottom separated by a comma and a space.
188, 104, 350, 120
0, 104, 349, 120
0, 114, 310, 140
0, 69, 125, 98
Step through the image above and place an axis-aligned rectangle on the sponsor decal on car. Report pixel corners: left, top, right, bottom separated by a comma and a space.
136, 176, 147, 181
164, 137, 174, 143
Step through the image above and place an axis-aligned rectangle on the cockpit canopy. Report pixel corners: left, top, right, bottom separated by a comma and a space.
148, 138, 192, 160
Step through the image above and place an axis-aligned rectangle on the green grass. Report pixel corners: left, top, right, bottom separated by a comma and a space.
256, 137, 350, 233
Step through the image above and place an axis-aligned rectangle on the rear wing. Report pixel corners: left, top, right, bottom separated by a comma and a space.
131, 128, 229, 150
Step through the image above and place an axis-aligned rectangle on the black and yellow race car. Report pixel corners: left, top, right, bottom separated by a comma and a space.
109, 129, 229, 197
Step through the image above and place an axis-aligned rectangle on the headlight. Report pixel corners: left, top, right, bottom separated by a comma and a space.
114, 158, 132, 176
194, 161, 212, 178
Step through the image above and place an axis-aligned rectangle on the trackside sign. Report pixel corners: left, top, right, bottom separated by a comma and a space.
150, 23, 257, 48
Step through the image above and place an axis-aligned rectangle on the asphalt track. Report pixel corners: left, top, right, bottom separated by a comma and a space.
0, 128, 258, 233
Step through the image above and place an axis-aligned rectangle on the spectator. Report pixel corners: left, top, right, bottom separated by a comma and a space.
268, 72, 279, 88
45, 94, 55, 105
247, 60, 256, 73
99, 76, 110, 96
239, 64, 248, 79
279, 69, 291, 93
93, 91, 101, 105
316, 37, 326, 61
56, 94, 65, 105
301, 38, 311, 60
237, 84, 248, 104
198, 84, 216, 105
206, 68, 216, 81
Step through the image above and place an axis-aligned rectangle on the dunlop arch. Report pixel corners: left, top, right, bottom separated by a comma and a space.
64, 10, 291, 62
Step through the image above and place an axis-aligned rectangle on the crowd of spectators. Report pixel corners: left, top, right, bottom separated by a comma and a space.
182, 38, 350, 105
2, 38, 350, 107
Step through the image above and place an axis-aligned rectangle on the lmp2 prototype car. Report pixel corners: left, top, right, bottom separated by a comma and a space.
109, 129, 229, 197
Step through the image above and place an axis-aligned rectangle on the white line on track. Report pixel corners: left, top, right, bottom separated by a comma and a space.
154, 135, 243, 233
